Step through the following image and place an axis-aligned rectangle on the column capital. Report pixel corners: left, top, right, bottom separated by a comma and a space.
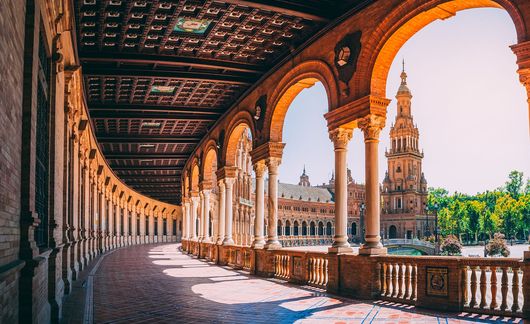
358, 114, 386, 142
253, 160, 267, 177
250, 141, 285, 162
329, 127, 353, 149
223, 177, 236, 187
199, 181, 213, 191
216, 166, 238, 180
266, 157, 281, 173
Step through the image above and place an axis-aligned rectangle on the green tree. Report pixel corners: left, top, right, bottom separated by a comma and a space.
466, 200, 484, 242
505, 170, 524, 199
495, 194, 522, 240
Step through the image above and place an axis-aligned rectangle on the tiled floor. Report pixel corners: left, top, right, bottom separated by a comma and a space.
91, 244, 522, 323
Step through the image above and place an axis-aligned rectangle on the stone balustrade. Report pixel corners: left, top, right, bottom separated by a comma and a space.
182, 239, 529, 320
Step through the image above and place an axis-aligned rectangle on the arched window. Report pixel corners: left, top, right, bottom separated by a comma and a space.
310, 221, 316, 236
302, 221, 307, 236
326, 222, 332, 236
318, 222, 324, 236
285, 220, 291, 236
293, 221, 299, 236
352, 222, 357, 236
277, 220, 283, 236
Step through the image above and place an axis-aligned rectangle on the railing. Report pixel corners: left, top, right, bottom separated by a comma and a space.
274, 254, 291, 279
308, 254, 329, 289
385, 238, 435, 249
461, 259, 523, 317
279, 236, 333, 247
377, 256, 417, 305
181, 239, 529, 320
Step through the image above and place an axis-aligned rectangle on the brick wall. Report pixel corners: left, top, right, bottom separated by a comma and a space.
0, 0, 26, 322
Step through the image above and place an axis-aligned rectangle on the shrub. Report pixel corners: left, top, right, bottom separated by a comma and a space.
485, 233, 510, 257
440, 235, 462, 256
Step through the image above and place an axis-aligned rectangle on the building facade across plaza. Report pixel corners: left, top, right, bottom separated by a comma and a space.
1, 0, 530, 323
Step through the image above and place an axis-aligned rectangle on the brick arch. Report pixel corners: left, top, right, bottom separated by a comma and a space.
222, 112, 255, 167
201, 141, 219, 184
266, 60, 339, 143
358, 0, 527, 98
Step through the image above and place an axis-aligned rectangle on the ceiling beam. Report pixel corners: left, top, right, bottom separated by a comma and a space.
111, 166, 184, 171
222, 0, 331, 22
105, 153, 189, 160
89, 103, 223, 117
80, 53, 265, 74
90, 110, 220, 121
83, 66, 254, 85
98, 136, 201, 144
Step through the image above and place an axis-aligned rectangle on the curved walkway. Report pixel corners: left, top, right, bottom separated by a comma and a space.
91, 244, 520, 323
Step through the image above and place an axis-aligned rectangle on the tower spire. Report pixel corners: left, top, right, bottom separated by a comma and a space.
400, 59, 407, 86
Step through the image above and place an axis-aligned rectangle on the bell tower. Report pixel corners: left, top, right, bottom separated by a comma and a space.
382, 62, 428, 216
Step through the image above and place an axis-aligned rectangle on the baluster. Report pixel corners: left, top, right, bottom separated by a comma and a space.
404, 263, 411, 300
397, 263, 404, 298
317, 258, 323, 286
324, 259, 329, 286
500, 267, 508, 311
511, 267, 519, 312
381, 263, 387, 296
385, 262, 391, 297
392, 263, 398, 298
308, 258, 314, 284
479, 266, 487, 309
461, 266, 468, 306
411, 264, 417, 300
470, 266, 478, 308
490, 266, 497, 310
386, 263, 394, 297
287, 256, 291, 278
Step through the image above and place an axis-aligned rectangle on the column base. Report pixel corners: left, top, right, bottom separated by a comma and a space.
328, 246, 353, 254
358, 246, 387, 256
202, 237, 212, 243
251, 240, 265, 249
222, 238, 234, 246
264, 241, 281, 250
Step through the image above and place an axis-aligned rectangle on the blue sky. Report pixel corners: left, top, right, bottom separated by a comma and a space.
277, 8, 530, 194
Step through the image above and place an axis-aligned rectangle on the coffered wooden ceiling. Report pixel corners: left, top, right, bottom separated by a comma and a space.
75, 0, 368, 205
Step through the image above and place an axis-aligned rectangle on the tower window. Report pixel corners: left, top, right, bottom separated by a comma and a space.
396, 166, 401, 173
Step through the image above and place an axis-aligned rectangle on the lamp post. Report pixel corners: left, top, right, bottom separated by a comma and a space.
434, 203, 439, 254
359, 202, 366, 244
425, 206, 431, 238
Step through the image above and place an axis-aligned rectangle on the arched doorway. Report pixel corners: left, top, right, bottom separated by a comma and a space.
389, 225, 398, 239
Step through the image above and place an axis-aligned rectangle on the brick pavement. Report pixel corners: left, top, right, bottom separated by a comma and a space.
90, 244, 522, 324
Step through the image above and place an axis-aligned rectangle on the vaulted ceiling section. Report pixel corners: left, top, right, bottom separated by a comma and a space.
74, 0, 368, 205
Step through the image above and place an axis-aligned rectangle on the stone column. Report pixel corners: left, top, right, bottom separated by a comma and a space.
184, 200, 191, 240
157, 214, 163, 242
202, 190, 211, 242
264, 158, 281, 250
223, 178, 235, 245
148, 210, 155, 243
217, 181, 226, 244
198, 192, 204, 241
168, 215, 174, 242
108, 199, 114, 249
191, 195, 199, 240
131, 208, 137, 244
181, 203, 187, 239
329, 128, 354, 253
115, 203, 121, 247
123, 206, 129, 246
99, 191, 106, 252
252, 160, 266, 248
139, 208, 146, 244
359, 115, 387, 255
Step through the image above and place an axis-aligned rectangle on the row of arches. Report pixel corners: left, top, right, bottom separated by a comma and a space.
181, 0, 530, 255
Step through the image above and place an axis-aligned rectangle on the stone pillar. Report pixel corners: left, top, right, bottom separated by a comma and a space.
202, 190, 211, 242
252, 160, 266, 248
198, 192, 204, 241
264, 158, 281, 250
191, 195, 199, 240
123, 206, 129, 246
157, 214, 163, 242
131, 208, 137, 244
181, 203, 187, 239
115, 203, 122, 247
139, 208, 146, 244
223, 178, 235, 245
148, 210, 155, 243
217, 181, 226, 244
328, 128, 354, 253
184, 200, 191, 240
359, 115, 387, 255
168, 215, 174, 242
99, 191, 106, 252
108, 199, 114, 249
